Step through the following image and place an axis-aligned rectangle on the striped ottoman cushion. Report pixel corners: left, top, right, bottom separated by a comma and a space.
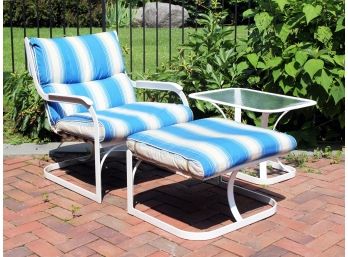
55, 102, 194, 142
127, 118, 297, 179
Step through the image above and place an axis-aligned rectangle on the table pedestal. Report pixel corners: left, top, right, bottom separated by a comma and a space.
232, 111, 296, 185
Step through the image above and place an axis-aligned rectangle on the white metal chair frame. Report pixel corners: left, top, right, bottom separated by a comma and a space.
25, 38, 189, 203
126, 149, 279, 240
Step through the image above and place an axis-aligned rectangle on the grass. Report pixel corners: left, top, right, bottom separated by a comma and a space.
3, 26, 248, 79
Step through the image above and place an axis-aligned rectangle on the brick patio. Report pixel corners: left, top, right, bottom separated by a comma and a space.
3, 153, 344, 257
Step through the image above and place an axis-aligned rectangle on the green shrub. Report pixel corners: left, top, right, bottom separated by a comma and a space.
3, 0, 103, 28
239, 0, 344, 144
4, 72, 55, 142
106, 0, 134, 28
169, 0, 250, 26
146, 2, 344, 145
146, 11, 247, 116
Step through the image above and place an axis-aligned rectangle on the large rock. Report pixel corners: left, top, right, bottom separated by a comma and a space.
133, 2, 189, 28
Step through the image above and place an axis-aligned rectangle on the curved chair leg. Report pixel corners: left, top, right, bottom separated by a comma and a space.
126, 150, 277, 240
44, 142, 126, 203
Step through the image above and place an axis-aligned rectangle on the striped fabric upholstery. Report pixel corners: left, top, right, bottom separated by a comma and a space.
55, 102, 194, 142
43, 73, 136, 124
127, 118, 297, 179
29, 31, 125, 85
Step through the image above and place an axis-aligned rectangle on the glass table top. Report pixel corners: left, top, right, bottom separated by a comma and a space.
189, 88, 316, 113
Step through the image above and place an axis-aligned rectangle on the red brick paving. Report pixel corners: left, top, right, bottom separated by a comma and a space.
3, 154, 345, 257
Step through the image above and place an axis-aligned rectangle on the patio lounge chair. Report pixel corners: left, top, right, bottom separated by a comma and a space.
24, 31, 193, 203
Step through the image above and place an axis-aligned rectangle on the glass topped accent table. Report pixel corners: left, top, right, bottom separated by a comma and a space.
189, 88, 317, 185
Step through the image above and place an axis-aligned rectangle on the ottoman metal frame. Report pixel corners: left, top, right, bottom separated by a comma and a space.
127, 150, 279, 240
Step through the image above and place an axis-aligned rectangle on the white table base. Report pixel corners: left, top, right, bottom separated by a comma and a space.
236, 159, 296, 185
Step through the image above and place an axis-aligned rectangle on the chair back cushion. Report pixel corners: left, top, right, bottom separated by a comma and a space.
29, 31, 125, 85
44, 73, 136, 124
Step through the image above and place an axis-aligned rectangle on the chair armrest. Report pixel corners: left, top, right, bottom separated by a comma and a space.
134, 80, 189, 106
47, 93, 101, 143
47, 93, 93, 107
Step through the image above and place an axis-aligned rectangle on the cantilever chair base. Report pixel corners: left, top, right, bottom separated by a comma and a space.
44, 142, 126, 203
126, 150, 277, 241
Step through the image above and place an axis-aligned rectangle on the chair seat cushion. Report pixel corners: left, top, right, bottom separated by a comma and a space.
127, 118, 297, 179
55, 102, 193, 142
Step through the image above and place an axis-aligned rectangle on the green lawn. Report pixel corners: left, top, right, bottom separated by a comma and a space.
3, 26, 248, 79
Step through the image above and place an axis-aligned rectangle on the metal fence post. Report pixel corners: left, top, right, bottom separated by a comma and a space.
116, 0, 119, 32
234, 2, 237, 44
22, 0, 27, 69
10, 0, 15, 73
76, 0, 80, 35
102, 0, 106, 32
129, 1, 133, 76
89, 0, 93, 34
35, 0, 40, 37
143, 0, 146, 73
63, 0, 66, 36
49, 0, 52, 37
169, 0, 172, 64
156, 0, 159, 70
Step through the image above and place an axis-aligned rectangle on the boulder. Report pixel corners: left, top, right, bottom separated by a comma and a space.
133, 2, 189, 28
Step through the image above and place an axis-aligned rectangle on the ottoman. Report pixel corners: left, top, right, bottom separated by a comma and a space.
126, 118, 297, 240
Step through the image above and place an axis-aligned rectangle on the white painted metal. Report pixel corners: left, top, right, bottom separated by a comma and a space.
236, 160, 296, 185
126, 150, 277, 240
234, 108, 242, 123
273, 111, 289, 130
227, 171, 243, 222
25, 37, 190, 203
189, 88, 317, 113
210, 102, 227, 119
261, 113, 270, 128
135, 80, 189, 107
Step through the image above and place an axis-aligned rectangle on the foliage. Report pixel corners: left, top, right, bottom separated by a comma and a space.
239, 0, 344, 144
285, 152, 309, 168
4, 72, 55, 142
106, 0, 134, 28
71, 205, 81, 218
313, 146, 344, 164
42, 192, 49, 203
3, 0, 103, 28
168, 0, 251, 26
146, 11, 247, 115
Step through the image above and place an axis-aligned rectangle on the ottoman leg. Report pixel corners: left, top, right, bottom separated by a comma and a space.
126, 150, 277, 240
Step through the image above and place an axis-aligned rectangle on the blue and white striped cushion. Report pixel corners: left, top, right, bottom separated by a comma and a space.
29, 31, 125, 85
127, 118, 297, 179
55, 102, 194, 142
43, 73, 136, 124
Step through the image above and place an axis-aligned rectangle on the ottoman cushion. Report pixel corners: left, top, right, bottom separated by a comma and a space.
127, 118, 297, 179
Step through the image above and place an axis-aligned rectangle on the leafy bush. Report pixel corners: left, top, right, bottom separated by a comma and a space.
169, 0, 251, 26
147, 2, 344, 145
239, 0, 344, 144
3, 0, 103, 27
4, 72, 56, 142
106, 0, 135, 28
145, 11, 247, 116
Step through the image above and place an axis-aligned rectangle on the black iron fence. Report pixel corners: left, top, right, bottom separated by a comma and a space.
4, 0, 250, 77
